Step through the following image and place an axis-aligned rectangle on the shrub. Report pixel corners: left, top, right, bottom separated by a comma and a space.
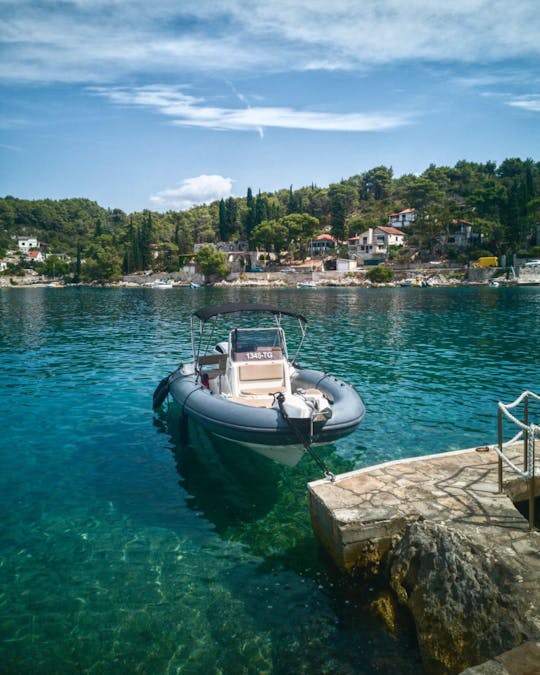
366, 265, 394, 283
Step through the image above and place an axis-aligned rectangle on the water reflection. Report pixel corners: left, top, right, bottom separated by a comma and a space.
158, 404, 283, 529
155, 401, 357, 540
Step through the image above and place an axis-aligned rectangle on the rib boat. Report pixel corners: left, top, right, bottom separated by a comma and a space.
153, 303, 365, 467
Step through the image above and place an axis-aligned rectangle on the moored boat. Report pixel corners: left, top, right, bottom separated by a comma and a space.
151, 278, 173, 289
153, 303, 365, 468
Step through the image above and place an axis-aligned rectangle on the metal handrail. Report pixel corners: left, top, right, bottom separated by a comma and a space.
496, 391, 539, 531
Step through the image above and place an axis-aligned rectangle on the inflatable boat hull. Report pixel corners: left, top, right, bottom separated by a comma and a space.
167, 365, 365, 466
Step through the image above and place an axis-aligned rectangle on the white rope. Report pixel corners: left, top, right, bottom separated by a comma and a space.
492, 444, 528, 479
497, 393, 539, 480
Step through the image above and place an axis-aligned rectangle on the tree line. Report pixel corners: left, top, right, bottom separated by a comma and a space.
1, 157, 539, 281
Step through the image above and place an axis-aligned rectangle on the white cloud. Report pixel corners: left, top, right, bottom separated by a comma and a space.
1, 1, 540, 83
91, 84, 411, 134
507, 96, 540, 112
149, 174, 234, 210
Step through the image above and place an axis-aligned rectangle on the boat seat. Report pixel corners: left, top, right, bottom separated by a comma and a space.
197, 353, 227, 380
238, 362, 283, 381
237, 361, 287, 395
198, 354, 227, 369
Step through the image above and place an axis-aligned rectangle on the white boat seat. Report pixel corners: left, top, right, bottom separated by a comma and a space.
238, 362, 283, 381
237, 361, 287, 395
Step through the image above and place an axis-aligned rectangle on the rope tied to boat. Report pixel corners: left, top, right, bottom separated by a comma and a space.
274, 392, 335, 481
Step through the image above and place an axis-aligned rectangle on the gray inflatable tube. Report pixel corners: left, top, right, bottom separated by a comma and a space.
168, 366, 365, 447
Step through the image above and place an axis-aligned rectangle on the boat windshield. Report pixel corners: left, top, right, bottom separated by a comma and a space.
231, 327, 286, 360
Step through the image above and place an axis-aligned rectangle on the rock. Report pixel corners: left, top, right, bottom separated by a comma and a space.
389, 521, 532, 674
370, 589, 401, 636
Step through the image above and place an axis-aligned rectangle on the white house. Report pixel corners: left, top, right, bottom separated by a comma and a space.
348, 226, 405, 263
388, 208, 416, 228
17, 237, 39, 254
26, 249, 44, 263
308, 234, 337, 257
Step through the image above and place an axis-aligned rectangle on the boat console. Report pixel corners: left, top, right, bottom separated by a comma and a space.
227, 327, 291, 401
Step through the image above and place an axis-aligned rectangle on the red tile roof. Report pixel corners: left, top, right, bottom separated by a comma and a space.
379, 226, 405, 236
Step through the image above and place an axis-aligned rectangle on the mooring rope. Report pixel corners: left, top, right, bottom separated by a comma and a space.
274, 392, 335, 481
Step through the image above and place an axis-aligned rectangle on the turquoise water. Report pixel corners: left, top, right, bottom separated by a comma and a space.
1, 286, 538, 673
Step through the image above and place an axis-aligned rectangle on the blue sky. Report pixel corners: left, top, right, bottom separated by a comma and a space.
2, 0, 540, 213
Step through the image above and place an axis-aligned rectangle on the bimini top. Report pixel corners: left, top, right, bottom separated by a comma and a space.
192, 302, 307, 324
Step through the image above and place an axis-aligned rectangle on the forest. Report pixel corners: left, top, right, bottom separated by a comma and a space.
1, 157, 539, 281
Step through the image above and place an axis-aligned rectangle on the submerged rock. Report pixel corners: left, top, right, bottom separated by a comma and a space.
389, 521, 532, 674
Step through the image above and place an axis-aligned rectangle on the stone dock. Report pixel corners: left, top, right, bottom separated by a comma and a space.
308, 444, 540, 673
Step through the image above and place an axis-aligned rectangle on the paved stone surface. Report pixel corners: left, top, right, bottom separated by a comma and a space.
308, 444, 540, 666
461, 640, 540, 674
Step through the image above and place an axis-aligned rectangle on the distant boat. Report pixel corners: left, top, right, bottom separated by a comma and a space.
297, 281, 317, 288
152, 279, 173, 289
488, 280, 500, 288
190, 281, 201, 289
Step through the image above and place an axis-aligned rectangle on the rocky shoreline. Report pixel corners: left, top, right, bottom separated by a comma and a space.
0, 266, 521, 289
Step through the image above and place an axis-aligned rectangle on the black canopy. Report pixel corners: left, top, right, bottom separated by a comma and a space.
192, 303, 307, 324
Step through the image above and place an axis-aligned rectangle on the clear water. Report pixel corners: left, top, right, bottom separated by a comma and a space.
1, 286, 538, 673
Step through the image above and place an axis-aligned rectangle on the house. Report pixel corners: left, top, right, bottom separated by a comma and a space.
0, 260, 7, 272
308, 234, 337, 257
193, 242, 259, 273
215, 239, 249, 253
348, 226, 405, 263
26, 249, 44, 263
388, 208, 416, 228
17, 237, 40, 254
444, 219, 482, 249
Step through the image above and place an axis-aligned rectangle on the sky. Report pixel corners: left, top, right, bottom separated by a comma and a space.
2, 0, 540, 214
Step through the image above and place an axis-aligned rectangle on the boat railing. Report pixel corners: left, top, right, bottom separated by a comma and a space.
496, 391, 540, 530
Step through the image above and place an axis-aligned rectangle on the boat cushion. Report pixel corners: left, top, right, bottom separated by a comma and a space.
198, 354, 227, 368
238, 362, 284, 381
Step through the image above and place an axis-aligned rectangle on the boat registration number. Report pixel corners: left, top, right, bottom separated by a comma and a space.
246, 351, 274, 360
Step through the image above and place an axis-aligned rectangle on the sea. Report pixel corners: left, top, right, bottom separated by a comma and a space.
1, 285, 539, 674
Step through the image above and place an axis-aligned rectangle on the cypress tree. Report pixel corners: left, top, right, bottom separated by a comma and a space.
245, 188, 255, 237
218, 199, 227, 240
139, 211, 153, 270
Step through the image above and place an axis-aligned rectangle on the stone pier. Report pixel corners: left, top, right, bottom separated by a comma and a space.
308, 445, 540, 673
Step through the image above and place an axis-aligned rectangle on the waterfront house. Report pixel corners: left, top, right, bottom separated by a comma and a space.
194, 241, 259, 272
308, 234, 337, 257
348, 226, 405, 264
